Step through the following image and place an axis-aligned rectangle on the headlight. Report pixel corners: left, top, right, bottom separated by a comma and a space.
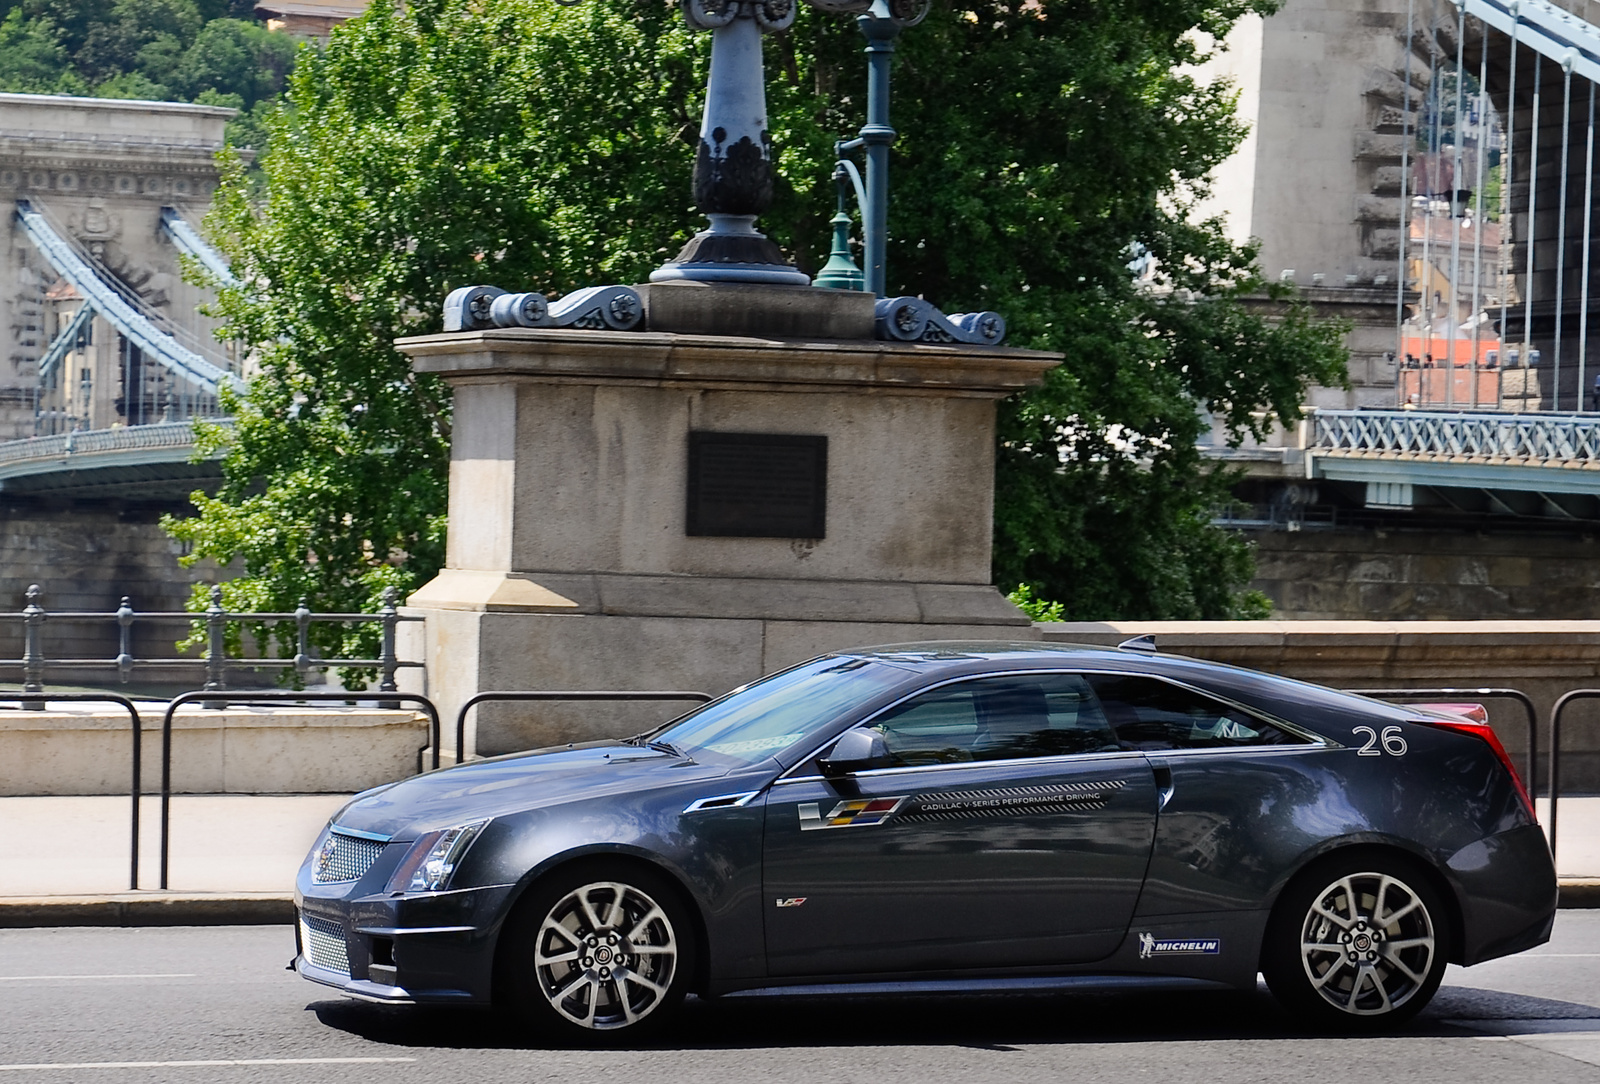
386, 820, 489, 894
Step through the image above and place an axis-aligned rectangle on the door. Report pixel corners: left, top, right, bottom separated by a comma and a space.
762, 672, 1157, 977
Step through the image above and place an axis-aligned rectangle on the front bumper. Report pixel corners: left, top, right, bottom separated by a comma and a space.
295, 882, 518, 1006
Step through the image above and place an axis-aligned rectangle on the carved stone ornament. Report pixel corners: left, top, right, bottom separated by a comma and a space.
752, 0, 797, 33
693, 131, 775, 216
443, 285, 645, 333
874, 297, 1006, 345
683, 0, 737, 30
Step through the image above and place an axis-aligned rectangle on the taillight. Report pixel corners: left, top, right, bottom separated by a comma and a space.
1411, 714, 1537, 822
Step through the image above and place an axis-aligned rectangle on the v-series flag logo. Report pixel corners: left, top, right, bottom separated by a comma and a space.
1138, 933, 1221, 959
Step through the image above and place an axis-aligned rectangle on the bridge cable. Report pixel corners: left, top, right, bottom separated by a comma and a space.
13, 200, 243, 396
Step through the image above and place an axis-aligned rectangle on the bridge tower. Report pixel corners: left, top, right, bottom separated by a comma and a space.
0, 94, 236, 631
1199, 0, 1600, 618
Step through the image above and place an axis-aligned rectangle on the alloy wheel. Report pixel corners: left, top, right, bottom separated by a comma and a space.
531, 880, 679, 1030
1298, 871, 1436, 1017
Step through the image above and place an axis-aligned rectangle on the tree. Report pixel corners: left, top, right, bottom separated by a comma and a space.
0, 0, 295, 145
172, 0, 1346, 647
0, 7, 81, 91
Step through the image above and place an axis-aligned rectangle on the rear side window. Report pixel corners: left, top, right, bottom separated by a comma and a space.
871, 673, 1121, 766
1086, 674, 1309, 751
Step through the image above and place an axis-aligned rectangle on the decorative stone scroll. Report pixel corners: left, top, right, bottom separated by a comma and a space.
443, 284, 643, 333
873, 296, 1006, 345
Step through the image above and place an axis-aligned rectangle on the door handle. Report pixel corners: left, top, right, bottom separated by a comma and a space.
1152, 763, 1174, 811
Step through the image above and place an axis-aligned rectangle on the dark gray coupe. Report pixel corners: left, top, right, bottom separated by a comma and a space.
294, 642, 1556, 1038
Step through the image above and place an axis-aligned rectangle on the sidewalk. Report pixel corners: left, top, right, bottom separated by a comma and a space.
1, 794, 1597, 924
0, 794, 348, 895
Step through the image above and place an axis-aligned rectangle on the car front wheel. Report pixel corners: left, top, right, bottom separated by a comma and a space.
1263, 854, 1450, 1029
501, 864, 694, 1041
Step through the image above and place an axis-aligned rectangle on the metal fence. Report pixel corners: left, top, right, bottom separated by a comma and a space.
1313, 408, 1600, 462
155, 690, 445, 889
0, 583, 422, 703
453, 690, 715, 770
0, 693, 144, 890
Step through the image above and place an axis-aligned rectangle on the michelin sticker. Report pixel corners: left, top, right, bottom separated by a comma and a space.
1138, 933, 1221, 959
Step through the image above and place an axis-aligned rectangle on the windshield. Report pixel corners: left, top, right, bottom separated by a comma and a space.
647, 656, 909, 767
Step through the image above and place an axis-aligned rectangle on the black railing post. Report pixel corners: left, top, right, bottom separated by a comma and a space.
378, 586, 400, 709
116, 596, 134, 685
293, 597, 311, 680
203, 584, 227, 708
21, 584, 45, 710
1547, 689, 1600, 867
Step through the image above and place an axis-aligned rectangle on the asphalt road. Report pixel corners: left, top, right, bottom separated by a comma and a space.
4, 916, 1600, 1083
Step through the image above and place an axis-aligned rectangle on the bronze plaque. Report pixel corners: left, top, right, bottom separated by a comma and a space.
686, 432, 827, 538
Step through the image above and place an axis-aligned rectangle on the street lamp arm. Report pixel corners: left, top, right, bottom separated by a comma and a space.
835, 158, 868, 218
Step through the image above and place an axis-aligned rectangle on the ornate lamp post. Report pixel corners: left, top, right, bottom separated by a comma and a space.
653, 0, 926, 292
447, 0, 1004, 345
651, 0, 810, 285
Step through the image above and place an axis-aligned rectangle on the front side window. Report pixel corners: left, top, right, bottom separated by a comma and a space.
1086, 674, 1308, 751
868, 673, 1121, 766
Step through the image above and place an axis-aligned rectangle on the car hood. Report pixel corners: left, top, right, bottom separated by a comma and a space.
329, 741, 740, 840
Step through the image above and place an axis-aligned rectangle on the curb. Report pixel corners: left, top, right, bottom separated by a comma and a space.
0, 893, 294, 928
1561, 879, 1600, 909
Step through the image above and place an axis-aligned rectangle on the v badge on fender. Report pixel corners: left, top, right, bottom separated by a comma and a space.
798, 797, 907, 830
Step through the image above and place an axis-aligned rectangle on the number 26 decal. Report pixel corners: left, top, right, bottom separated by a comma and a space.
1352, 725, 1408, 756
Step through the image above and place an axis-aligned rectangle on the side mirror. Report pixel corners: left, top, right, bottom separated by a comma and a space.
819, 727, 890, 777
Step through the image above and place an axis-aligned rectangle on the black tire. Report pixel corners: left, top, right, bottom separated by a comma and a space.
1262, 852, 1451, 1031
499, 862, 696, 1043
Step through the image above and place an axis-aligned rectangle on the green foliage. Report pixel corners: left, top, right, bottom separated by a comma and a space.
172, 0, 1350, 642
1006, 583, 1066, 623
0, 7, 83, 91
0, 0, 294, 145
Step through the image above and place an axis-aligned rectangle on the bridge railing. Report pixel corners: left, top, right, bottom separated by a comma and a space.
0, 418, 232, 473
0, 582, 422, 705
1310, 409, 1600, 463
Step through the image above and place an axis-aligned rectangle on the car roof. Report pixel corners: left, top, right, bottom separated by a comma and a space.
830, 640, 1412, 724
834, 641, 1166, 668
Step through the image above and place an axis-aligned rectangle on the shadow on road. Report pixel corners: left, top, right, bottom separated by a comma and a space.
307, 982, 1600, 1051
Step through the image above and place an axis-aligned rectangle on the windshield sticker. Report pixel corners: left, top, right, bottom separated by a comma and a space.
704, 732, 805, 757
799, 797, 907, 830
1138, 933, 1221, 959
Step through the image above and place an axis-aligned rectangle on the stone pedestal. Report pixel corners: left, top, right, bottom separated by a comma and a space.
396, 322, 1059, 757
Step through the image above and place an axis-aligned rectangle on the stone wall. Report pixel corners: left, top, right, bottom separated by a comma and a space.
0, 705, 429, 795
0, 499, 212, 672
1245, 525, 1600, 620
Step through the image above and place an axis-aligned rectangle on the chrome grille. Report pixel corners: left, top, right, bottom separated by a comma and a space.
312, 831, 387, 885
300, 913, 350, 977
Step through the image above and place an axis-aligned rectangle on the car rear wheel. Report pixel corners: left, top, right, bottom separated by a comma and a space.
1263, 854, 1449, 1030
500, 864, 694, 1042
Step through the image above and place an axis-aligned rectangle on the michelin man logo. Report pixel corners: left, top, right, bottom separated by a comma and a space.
1138, 933, 1220, 959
